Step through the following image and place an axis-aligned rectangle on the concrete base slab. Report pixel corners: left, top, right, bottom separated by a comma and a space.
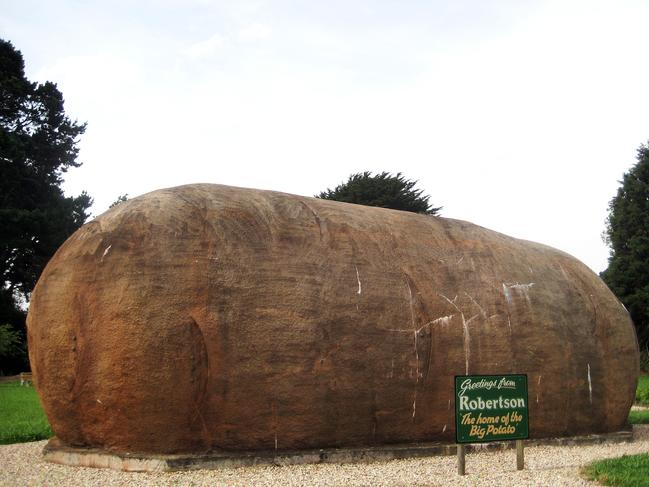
43, 430, 634, 472
633, 424, 649, 440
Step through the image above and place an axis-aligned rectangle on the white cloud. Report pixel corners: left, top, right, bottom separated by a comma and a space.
184, 34, 226, 59
238, 23, 271, 42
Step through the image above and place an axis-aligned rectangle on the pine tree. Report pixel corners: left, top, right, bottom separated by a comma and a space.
601, 142, 649, 348
316, 172, 440, 215
1, 39, 92, 373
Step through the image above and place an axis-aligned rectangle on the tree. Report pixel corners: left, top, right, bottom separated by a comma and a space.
0, 324, 24, 375
316, 171, 441, 215
601, 142, 649, 350
0, 39, 92, 373
109, 194, 128, 208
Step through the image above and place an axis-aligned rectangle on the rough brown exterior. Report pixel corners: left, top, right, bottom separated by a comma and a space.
27, 184, 639, 455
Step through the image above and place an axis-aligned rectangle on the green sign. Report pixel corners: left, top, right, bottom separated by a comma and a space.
455, 374, 529, 443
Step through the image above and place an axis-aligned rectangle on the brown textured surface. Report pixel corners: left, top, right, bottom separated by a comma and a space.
27, 184, 639, 455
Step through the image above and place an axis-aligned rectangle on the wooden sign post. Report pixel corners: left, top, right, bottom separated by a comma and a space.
457, 443, 465, 475
516, 439, 524, 470
454, 374, 529, 475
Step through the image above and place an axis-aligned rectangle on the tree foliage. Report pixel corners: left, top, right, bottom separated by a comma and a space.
601, 142, 649, 349
0, 39, 92, 373
0, 324, 24, 374
109, 194, 128, 208
316, 171, 441, 215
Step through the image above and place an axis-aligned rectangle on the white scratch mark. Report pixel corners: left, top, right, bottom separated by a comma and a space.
502, 283, 512, 304
508, 282, 535, 290
96, 398, 103, 404
438, 294, 458, 311
412, 390, 417, 419
464, 292, 487, 318
101, 245, 112, 261
405, 279, 421, 383
387, 315, 453, 334
432, 315, 454, 326
442, 424, 447, 433
462, 321, 470, 375
558, 264, 569, 280
355, 265, 362, 295
507, 316, 512, 334
587, 363, 593, 404
465, 314, 480, 325
413, 330, 420, 383
536, 394, 539, 404
503, 283, 535, 305
448, 399, 451, 410
406, 281, 415, 327
439, 294, 470, 374
405, 279, 421, 414
538, 375, 542, 385
456, 256, 464, 265
275, 433, 278, 451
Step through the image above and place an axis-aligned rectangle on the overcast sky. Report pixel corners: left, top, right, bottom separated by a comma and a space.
3, 0, 649, 273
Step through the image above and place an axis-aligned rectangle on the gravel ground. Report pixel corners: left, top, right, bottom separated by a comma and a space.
1, 439, 648, 487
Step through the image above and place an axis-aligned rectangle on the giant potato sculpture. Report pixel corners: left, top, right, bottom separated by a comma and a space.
27, 184, 639, 456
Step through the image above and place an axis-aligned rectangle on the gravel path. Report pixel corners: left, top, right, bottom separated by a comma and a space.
1, 439, 648, 487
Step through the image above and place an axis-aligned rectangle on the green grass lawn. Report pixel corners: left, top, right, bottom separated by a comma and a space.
0, 381, 52, 444
628, 409, 649, 424
636, 375, 649, 405
582, 454, 649, 487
